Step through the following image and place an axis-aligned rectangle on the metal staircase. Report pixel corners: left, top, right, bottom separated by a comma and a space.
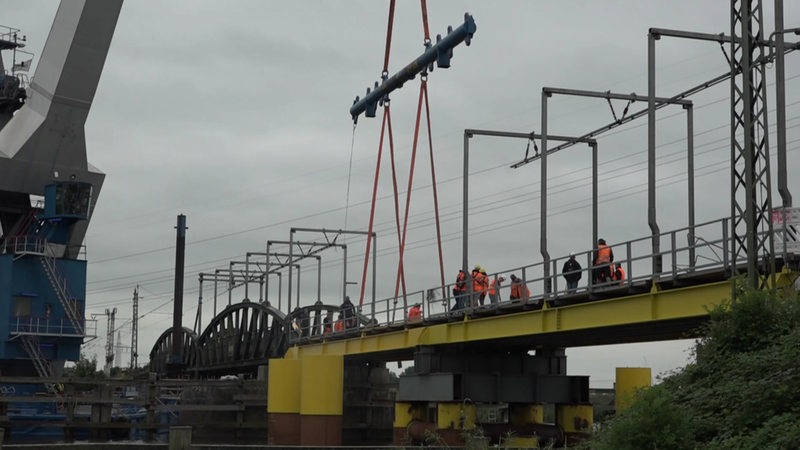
19, 335, 57, 393
40, 254, 84, 336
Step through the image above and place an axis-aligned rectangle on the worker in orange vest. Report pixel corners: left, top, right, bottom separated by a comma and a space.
408, 303, 422, 322
593, 238, 614, 284
471, 265, 488, 306
612, 262, 626, 285
452, 269, 468, 311
488, 275, 505, 304
509, 274, 530, 302
333, 313, 345, 333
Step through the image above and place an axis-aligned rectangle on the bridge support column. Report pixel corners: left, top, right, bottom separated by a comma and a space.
556, 403, 593, 445
393, 402, 426, 445
299, 354, 344, 446
266, 358, 300, 445
509, 403, 544, 426
615, 367, 651, 412
437, 401, 477, 445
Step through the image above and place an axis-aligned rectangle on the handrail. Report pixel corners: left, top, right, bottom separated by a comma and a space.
284, 214, 799, 345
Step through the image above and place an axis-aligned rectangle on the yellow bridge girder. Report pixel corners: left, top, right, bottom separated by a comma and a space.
286, 280, 731, 359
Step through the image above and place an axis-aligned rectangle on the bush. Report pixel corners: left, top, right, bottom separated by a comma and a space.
585, 288, 800, 449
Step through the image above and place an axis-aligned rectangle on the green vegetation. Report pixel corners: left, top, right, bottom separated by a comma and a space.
584, 287, 800, 450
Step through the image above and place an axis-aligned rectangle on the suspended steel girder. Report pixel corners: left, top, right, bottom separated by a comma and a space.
349, 13, 476, 121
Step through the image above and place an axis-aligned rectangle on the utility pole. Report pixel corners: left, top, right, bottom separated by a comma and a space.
169, 215, 187, 376
130, 286, 139, 370
104, 307, 116, 376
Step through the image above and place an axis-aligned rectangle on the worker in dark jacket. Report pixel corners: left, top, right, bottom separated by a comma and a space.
340, 296, 356, 330
562, 253, 582, 293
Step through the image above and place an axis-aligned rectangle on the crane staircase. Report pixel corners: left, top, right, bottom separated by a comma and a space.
40, 254, 85, 336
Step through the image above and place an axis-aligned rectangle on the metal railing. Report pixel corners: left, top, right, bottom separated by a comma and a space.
9, 316, 97, 338
284, 215, 797, 344
3, 235, 46, 255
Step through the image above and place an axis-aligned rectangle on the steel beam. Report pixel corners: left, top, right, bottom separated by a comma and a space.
349, 13, 477, 121
288, 281, 730, 358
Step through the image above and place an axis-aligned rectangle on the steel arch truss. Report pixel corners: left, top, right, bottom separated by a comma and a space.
149, 326, 197, 375
189, 302, 289, 374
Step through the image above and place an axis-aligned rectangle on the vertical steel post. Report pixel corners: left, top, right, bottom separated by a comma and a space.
342, 244, 348, 301
686, 104, 696, 267
316, 256, 322, 302
228, 261, 235, 306
648, 31, 662, 278
296, 264, 301, 307
288, 229, 295, 311
265, 242, 272, 302
196, 276, 203, 334
244, 254, 251, 301
372, 234, 377, 314
775, 0, 791, 260
170, 214, 187, 375
277, 272, 282, 307
213, 269, 219, 316
541, 91, 551, 295
592, 143, 598, 246
463, 132, 470, 279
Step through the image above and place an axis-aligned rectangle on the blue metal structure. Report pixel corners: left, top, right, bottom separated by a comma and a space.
0, 0, 122, 382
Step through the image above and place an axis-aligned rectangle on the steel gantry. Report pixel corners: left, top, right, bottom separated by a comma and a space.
511, 88, 695, 290
287, 228, 377, 311
463, 129, 597, 298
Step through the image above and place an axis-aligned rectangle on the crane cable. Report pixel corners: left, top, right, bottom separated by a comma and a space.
393, 0, 448, 310
359, 0, 400, 308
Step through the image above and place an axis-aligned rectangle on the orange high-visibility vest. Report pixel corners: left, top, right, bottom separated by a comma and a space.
595, 244, 612, 264
488, 279, 502, 295
408, 306, 422, 321
472, 270, 488, 293
510, 282, 530, 300
614, 265, 626, 281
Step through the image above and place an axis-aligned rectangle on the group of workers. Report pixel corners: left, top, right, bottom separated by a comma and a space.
303, 239, 629, 333
561, 239, 626, 294
449, 265, 532, 312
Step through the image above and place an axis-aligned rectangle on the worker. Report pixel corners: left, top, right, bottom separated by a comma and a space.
333, 313, 345, 333
509, 274, 530, 302
340, 295, 356, 330
323, 314, 332, 336
612, 262, 626, 285
488, 275, 505, 304
452, 269, 468, 311
562, 253, 582, 293
593, 238, 614, 284
471, 264, 488, 307
408, 303, 422, 322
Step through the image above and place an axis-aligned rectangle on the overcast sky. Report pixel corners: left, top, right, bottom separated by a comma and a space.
5, 1, 799, 387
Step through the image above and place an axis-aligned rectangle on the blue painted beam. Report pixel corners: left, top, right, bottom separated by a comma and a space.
349, 13, 477, 122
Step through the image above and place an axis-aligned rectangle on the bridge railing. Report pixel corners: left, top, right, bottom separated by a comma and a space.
347, 217, 739, 329
292, 215, 789, 339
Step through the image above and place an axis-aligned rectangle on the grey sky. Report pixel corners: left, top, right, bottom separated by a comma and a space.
5, 1, 799, 387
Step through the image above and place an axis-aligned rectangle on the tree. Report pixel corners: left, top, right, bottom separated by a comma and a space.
585, 287, 800, 450
70, 352, 103, 379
